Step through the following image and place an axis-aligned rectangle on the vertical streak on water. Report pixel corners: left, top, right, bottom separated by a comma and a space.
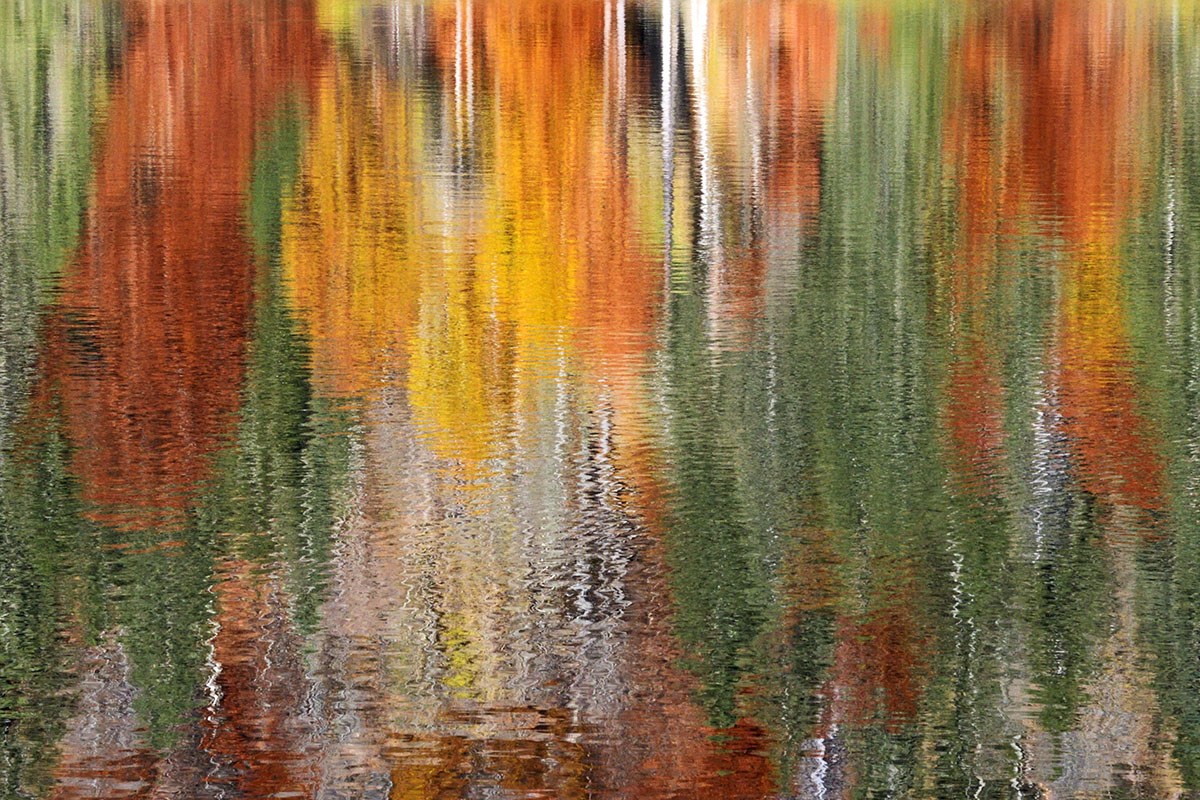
604, 0, 612, 134
1029, 359, 1066, 566
1164, 0, 1180, 348
763, 1, 782, 440
617, 0, 627, 150
662, 0, 675, 291
454, 0, 464, 165
466, 0, 474, 144
747, 33, 764, 215
691, 0, 718, 282
390, 2, 400, 72
768, 1, 780, 172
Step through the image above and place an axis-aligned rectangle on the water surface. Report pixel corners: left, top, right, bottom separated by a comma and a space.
3, 0, 1200, 796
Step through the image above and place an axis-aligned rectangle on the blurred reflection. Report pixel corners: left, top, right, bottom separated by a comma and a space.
6, 0, 1200, 797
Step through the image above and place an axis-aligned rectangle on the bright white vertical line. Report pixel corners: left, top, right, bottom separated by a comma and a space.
391, 1, 400, 70
662, 0, 675, 287
455, 0, 464, 146
747, 36, 764, 210
691, 0, 719, 296
466, 0, 474, 142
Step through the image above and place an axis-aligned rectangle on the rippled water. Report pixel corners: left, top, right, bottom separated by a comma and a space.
4, 0, 1200, 796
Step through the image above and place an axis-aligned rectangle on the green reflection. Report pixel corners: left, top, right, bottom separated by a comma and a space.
0, 95, 359, 787
0, 1, 112, 794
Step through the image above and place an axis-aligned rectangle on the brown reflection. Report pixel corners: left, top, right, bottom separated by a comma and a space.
51, 0, 322, 530
829, 571, 925, 734
42, 0, 327, 796
937, 0, 1176, 793
195, 563, 322, 799
768, 1, 837, 226
52, 568, 324, 800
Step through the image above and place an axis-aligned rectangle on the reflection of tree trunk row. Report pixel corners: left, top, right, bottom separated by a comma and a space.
280, 1, 790, 793
937, 2, 1175, 792
660, 0, 836, 349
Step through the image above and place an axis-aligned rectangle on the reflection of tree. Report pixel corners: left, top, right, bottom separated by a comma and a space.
1131, 16, 1200, 790
0, 1, 364, 795
0, 0, 112, 454
47, 98, 357, 797
930, 1, 1174, 793
0, 2, 113, 795
41, 0, 327, 759
0, 383, 104, 798
281, 42, 425, 400
655, 7, 949, 795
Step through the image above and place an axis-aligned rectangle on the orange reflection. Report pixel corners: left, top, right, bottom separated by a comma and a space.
1018, 0, 1164, 516
49, 0, 323, 530
939, 0, 1163, 514
44, 0, 327, 796
196, 564, 321, 799
1010, 0, 1161, 516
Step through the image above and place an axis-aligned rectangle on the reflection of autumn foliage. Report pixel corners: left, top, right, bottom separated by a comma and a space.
791, 535, 923, 742
939, 26, 1013, 484
405, 0, 607, 463
281, 54, 424, 399
768, 2, 837, 225
700, 0, 836, 340
940, 0, 1161, 514
1012, 0, 1162, 515
42, 0, 327, 796
592, 508, 779, 800
47, 0, 323, 530
197, 564, 320, 799
829, 575, 924, 733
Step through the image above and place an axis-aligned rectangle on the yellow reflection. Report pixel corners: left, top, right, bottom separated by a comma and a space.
282, 54, 426, 399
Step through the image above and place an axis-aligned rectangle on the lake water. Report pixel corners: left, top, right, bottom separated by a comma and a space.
3, 0, 1199, 797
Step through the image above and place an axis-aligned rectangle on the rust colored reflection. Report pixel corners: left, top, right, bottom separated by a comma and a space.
1009, 0, 1163, 516
44, 0, 327, 797
53, 0, 322, 529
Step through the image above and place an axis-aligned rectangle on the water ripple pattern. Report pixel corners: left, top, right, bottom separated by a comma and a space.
3, 0, 1200, 797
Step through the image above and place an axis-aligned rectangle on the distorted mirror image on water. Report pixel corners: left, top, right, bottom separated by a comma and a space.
3, 0, 1200, 796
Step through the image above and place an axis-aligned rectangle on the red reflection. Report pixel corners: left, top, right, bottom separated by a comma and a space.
51, 0, 321, 530
45, 0, 327, 797
941, 0, 1163, 517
